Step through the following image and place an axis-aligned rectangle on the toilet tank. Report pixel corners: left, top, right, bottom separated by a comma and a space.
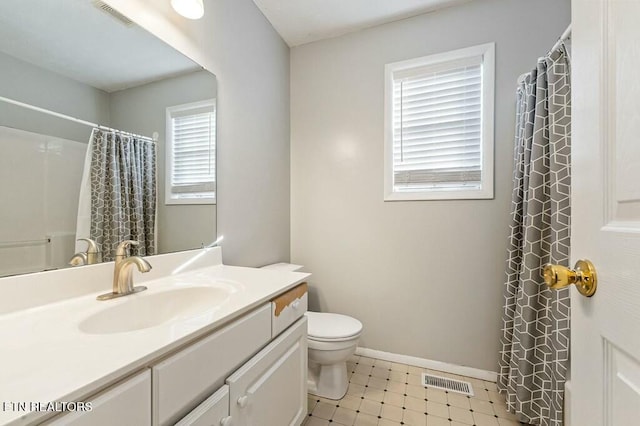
260, 262, 305, 272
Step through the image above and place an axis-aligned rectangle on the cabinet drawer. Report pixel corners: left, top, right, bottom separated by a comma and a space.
227, 317, 308, 426
152, 303, 272, 426
175, 385, 230, 426
271, 283, 307, 337
46, 369, 151, 426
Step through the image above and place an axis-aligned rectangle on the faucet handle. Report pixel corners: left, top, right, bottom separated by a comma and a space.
115, 240, 140, 260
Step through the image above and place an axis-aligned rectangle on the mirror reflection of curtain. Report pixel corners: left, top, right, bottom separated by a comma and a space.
76, 129, 156, 261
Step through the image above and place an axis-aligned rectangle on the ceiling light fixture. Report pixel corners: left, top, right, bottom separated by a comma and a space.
171, 0, 204, 20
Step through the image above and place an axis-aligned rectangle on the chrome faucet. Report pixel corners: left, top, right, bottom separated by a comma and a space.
68, 238, 101, 266
97, 240, 152, 301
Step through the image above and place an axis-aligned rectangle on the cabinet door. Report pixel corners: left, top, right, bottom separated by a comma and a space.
227, 317, 307, 426
46, 369, 151, 426
152, 303, 272, 425
175, 385, 231, 426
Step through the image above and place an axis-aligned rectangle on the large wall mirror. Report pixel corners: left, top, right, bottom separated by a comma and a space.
0, 0, 217, 277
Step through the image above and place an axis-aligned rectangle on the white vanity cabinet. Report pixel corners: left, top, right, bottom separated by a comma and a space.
46, 369, 151, 426
41, 283, 308, 426
171, 283, 308, 426
227, 317, 307, 426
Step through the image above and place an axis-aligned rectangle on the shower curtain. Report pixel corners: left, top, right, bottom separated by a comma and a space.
499, 43, 571, 426
76, 129, 156, 261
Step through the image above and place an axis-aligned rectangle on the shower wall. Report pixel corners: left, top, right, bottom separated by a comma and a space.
0, 126, 86, 276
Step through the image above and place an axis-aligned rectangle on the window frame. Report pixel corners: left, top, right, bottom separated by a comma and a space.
384, 43, 495, 201
165, 99, 217, 206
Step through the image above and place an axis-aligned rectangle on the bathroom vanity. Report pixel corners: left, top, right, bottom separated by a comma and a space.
0, 248, 309, 426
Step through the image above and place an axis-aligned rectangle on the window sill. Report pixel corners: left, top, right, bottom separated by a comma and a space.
384, 188, 493, 201
165, 197, 216, 206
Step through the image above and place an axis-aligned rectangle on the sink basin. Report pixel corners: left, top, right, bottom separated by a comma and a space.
79, 286, 231, 334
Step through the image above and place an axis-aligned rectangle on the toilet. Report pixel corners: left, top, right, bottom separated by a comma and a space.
260, 263, 363, 400
306, 311, 363, 400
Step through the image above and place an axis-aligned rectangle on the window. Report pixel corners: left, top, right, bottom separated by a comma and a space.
165, 100, 216, 205
384, 43, 495, 201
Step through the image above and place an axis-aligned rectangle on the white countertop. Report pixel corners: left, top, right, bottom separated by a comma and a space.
0, 250, 309, 426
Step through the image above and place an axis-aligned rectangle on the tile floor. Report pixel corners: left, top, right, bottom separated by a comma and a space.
303, 355, 528, 426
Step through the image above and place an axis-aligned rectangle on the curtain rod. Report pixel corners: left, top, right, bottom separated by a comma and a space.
0, 95, 157, 142
551, 24, 572, 53
517, 24, 572, 85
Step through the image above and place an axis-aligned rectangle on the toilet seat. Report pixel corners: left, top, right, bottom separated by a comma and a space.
307, 335, 360, 351
306, 312, 363, 341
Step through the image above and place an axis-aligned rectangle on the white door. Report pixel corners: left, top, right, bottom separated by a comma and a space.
571, 0, 640, 425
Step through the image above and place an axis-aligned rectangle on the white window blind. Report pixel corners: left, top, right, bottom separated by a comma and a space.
384, 43, 494, 201
166, 100, 216, 204
393, 62, 482, 190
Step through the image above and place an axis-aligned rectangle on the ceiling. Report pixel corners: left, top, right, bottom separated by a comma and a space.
0, 0, 200, 92
252, 0, 473, 47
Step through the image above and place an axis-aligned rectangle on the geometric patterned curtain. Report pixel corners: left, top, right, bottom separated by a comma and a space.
89, 129, 156, 261
498, 42, 571, 426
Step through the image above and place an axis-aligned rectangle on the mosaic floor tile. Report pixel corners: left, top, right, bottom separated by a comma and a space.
303, 355, 531, 426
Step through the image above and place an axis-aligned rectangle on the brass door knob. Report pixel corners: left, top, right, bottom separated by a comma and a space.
542, 259, 597, 297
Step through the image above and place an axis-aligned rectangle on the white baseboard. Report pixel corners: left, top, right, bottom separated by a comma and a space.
355, 347, 498, 382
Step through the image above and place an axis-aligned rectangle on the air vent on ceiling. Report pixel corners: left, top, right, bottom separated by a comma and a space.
421, 373, 474, 396
92, 1, 134, 27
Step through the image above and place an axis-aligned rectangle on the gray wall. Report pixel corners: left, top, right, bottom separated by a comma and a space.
290, 0, 571, 372
104, 0, 291, 267
208, 0, 290, 267
109, 70, 218, 254
0, 51, 109, 141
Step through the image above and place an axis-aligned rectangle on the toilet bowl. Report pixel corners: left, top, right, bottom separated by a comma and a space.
306, 311, 363, 400
259, 263, 363, 400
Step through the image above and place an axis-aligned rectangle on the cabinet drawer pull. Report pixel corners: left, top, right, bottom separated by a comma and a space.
237, 395, 249, 408
292, 299, 300, 309
220, 416, 233, 426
